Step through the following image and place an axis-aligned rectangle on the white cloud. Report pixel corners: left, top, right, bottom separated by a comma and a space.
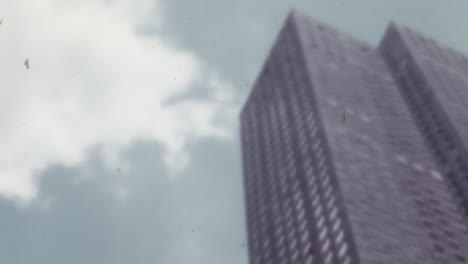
0, 0, 239, 204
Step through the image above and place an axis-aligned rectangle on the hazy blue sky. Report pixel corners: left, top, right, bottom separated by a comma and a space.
0, 0, 467, 263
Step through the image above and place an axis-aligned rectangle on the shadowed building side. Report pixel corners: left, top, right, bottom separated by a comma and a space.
379, 22, 468, 216
379, 23, 468, 263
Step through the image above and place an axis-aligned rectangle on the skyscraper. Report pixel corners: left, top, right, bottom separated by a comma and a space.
240, 10, 468, 264
379, 22, 468, 225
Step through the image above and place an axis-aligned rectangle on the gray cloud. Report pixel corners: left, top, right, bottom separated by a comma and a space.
0, 139, 246, 264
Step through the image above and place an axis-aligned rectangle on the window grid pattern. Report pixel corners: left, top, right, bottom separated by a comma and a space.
380, 26, 468, 263
282, 29, 353, 264
269, 20, 360, 264
260, 89, 292, 264
388, 27, 468, 196
300, 21, 397, 263
241, 11, 468, 264
294, 13, 448, 263
274, 29, 323, 264
240, 115, 257, 264
268, 20, 323, 264
248, 104, 275, 264
267, 100, 296, 264
242, 110, 264, 264
259, 99, 285, 264
398, 24, 468, 74
358, 40, 452, 263
274, 92, 309, 264
279, 33, 330, 262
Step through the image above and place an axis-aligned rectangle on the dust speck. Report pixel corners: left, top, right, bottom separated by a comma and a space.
342, 107, 346, 123
24, 58, 30, 70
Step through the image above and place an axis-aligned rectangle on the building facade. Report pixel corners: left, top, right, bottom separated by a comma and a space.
240, 10, 468, 264
380, 22, 468, 225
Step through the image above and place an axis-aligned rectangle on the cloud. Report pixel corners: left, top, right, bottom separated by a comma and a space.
0, 139, 247, 264
0, 0, 239, 205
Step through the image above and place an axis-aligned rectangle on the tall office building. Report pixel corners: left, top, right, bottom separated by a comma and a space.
379, 22, 468, 225
240, 10, 468, 264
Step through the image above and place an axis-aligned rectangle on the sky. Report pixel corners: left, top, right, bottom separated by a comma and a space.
0, 0, 467, 263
